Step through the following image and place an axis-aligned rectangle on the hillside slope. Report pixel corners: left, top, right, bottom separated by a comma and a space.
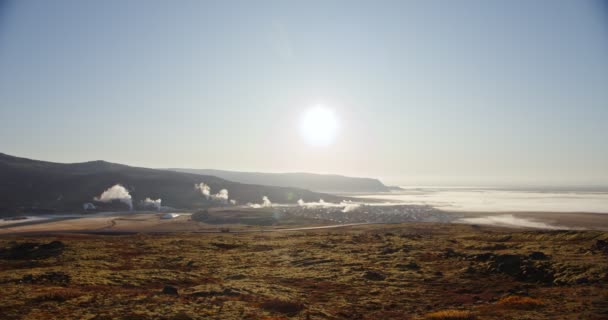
168, 169, 389, 193
0, 153, 342, 214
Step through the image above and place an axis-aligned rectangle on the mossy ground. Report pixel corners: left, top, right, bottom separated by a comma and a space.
1, 223, 607, 319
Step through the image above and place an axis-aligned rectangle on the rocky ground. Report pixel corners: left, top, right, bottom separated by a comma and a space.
0, 223, 607, 319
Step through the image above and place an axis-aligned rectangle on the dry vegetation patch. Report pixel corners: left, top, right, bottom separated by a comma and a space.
497, 295, 544, 309
425, 309, 475, 320
0, 223, 607, 319
31, 288, 83, 302
259, 298, 305, 315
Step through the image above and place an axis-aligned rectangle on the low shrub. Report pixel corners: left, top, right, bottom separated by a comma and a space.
425, 309, 475, 320
497, 296, 544, 309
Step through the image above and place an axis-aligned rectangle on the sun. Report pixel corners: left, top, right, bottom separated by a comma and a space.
299, 105, 339, 147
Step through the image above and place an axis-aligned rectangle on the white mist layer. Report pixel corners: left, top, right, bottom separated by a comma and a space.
458, 214, 562, 229
297, 199, 361, 212
354, 188, 608, 213
94, 184, 133, 210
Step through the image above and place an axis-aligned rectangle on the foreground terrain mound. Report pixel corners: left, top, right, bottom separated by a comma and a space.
0, 223, 607, 319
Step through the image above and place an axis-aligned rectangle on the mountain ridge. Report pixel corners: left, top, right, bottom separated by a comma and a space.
0, 153, 343, 215
167, 168, 390, 193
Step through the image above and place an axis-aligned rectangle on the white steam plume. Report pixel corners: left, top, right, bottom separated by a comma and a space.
262, 196, 272, 207
249, 196, 273, 208
194, 182, 211, 199
142, 198, 162, 211
211, 189, 229, 204
341, 202, 360, 212
94, 184, 133, 210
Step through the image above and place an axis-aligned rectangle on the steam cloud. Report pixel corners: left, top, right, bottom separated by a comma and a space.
141, 197, 162, 211
248, 196, 273, 208
262, 196, 272, 207
94, 184, 133, 210
212, 189, 229, 204
297, 198, 360, 212
194, 183, 211, 199
341, 202, 361, 212
194, 182, 230, 204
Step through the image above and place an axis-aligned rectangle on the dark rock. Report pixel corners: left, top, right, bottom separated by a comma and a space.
487, 254, 554, 284
529, 251, 549, 260
260, 299, 304, 315
471, 252, 495, 262
443, 248, 460, 258
0, 241, 65, 260
519, 263, 554, 283
21, 271, 70, 285
592, 240, 608, 255
495, 254, 522, 276
495, 254, 523, 276
478, 244, 508, 250
380, 247, 400, 255
396, 261, 420, 271
162, 285, 179, 295
363, 270, 386, 281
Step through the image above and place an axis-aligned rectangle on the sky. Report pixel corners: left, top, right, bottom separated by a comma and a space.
0, 0, 607, 186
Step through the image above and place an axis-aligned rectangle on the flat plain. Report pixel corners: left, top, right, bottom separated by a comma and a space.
1, 223, 607, 320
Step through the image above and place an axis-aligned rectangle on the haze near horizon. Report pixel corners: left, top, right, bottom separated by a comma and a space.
1, 0, 607, 186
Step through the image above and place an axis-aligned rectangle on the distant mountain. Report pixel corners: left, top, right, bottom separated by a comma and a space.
167, 169, 390, 193
0, 153, 343, 215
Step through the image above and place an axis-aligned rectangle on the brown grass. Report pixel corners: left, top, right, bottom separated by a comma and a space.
497, 296, 544, 310
425, 309, 475, 320
1, 223, 607, 320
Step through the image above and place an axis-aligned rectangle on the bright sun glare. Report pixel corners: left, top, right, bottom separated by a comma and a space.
299, 105, 339, 147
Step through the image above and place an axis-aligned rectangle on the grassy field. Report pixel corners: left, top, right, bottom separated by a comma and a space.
1, 223, 608, 319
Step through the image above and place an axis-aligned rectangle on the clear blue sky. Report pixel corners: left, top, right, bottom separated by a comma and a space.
1, 0, 607, 186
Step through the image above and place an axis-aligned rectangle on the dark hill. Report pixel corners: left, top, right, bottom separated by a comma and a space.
0, 153, 342, 215
168, 169, 389, 193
